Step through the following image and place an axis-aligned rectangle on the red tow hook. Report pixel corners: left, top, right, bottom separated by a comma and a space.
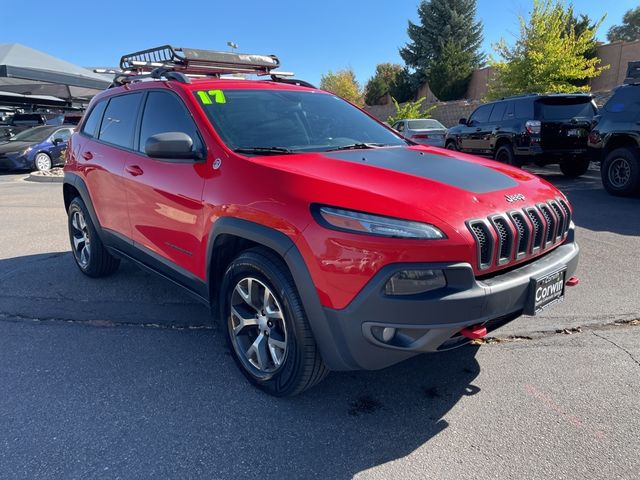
460, 324, 487, 340
566, 276, 580, 287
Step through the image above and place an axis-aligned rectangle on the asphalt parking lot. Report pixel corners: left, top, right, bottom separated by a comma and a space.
0, 167, 639, 479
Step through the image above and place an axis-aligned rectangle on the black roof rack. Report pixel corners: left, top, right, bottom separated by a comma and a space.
119, 45, 280, 75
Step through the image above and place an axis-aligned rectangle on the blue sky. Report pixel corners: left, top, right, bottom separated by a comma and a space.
1, 0, 636, 86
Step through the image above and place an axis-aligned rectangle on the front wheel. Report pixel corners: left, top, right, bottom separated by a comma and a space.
219, 248, 328, 396
560, 158, 590, 178
601, 147, 640, 196
445, 141, 457, 151
34, 152, 52, 171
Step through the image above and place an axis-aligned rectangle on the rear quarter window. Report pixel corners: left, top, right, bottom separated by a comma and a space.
81, 100, 107, 138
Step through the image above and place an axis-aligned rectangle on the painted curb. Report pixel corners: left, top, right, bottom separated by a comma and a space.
24, 173, 64, 183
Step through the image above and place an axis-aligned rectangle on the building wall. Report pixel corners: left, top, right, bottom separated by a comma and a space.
591, 40, 640, 92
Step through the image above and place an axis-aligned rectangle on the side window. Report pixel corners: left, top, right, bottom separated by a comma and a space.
489, 102, 507, 122
395, 122, 405, 132
138, 91, 203, 155
514, 99, 534, 119
469, 104, 494, 124
81, 100, 107, 138
604, 88, 640, 114
53, 128, 72, 141
98, 93, 144, 149
504, 101, 515, 120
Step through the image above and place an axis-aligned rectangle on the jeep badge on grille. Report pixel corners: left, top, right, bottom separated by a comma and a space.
505, 193, 526, 203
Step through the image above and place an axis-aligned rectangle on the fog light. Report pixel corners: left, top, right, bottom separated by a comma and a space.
384, 269, 446, 295
371, 326, 397, 343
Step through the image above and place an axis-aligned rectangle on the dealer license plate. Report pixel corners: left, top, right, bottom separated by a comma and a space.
527, 268, 566, 315
567, 128, 586, 137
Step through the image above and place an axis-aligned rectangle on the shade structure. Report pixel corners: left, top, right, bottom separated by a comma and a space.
0, 44, 110, 104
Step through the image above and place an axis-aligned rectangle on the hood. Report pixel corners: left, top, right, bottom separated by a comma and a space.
252, 145, 563, 234
0, 141, 33, 154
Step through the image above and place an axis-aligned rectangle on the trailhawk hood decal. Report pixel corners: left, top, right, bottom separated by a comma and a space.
322, 147, 518, 194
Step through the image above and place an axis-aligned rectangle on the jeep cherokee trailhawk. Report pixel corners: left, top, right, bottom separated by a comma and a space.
63, 46, 580, 396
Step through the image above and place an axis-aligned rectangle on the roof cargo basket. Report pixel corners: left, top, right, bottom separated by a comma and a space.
119, 45, 280, 76
624, 61, 640, 84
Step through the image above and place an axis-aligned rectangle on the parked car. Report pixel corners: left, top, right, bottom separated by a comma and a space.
0, 125, 74, 171
588, 81, 640, 196
391, 118, 447, 147
63, 45, 579, 396
445, 94, 597, 177
0, 125, 16, 141
6, 113, 62, 133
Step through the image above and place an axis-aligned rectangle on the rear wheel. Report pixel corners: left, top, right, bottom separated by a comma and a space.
67, 197, 120, 277
560, 158, 590, 178
601, 147, 640, 196
445, 141, 457, 151
495, 144, 518, 166
219, 248, 328, 396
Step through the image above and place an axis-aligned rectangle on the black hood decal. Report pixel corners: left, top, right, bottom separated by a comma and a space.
322, 148, 518, 194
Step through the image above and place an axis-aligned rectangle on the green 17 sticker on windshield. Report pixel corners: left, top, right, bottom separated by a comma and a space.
196, 90, 226, 104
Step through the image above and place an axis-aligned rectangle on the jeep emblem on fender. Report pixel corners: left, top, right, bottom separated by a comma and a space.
505, 193, 526, 203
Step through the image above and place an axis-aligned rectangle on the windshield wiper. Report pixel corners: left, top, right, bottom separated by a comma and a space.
324, 143, 387, 152
234, 146, 294, 155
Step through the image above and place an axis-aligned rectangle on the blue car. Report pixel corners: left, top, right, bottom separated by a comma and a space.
0, 125, 74, 172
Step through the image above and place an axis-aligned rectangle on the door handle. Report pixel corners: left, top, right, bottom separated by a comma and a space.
125, 165, 144, 176
81, 151, 93, 160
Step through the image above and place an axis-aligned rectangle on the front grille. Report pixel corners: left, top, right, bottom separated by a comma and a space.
467, 198, 572, 271
469, 222, 493, 268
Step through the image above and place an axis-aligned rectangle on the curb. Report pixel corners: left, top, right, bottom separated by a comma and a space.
24, 173, 64, 183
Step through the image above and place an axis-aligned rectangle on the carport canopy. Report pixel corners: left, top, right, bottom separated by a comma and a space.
0, 44, 111, 104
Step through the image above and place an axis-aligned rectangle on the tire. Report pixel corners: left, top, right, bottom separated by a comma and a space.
219, 248, 329, 396
67, 197, 120, 277
34, 152, 52, 172
559, 158, 591, 178
445, 141, 457, 151
601, 147, 640, 197
494, 144, 518, 166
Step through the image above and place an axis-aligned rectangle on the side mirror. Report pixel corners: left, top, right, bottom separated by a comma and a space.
53, 138, 64, 145
459, 118, 467, 125
145, 132, 201, 160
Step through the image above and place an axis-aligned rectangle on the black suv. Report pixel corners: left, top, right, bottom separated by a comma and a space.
588, 69, 640, 196
446, 94, 597, 177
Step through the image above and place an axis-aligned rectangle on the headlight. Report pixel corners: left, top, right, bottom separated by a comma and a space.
315, 206, 446, 239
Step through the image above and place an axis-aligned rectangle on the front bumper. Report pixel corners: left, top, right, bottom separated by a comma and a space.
0, 152, 30, 171
319, 232, 579, 370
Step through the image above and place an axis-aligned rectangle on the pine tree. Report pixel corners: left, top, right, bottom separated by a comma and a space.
400, 0, 484, 101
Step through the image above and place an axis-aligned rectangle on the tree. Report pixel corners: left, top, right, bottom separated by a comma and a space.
607, 6, 640, 43
389, 67, 417, 103
320, 69, 362, 105
387, 97, 437, 125
565, 9, 599, 86
488, 0, 607, 99
364, 63, 402, 106
400, 0, 484, 101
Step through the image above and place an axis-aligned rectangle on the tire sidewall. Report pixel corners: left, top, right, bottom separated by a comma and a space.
601, 148, 640, 196
219, 253, 306, 396
68, 198, 98, 275
560, 158, 590, 178
495, 144, 515, 165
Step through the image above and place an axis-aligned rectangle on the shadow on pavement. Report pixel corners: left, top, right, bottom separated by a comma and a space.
0, 317, 481, 479
0, 251, 211, 327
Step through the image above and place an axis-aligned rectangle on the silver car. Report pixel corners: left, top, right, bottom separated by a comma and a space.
391, 118, 447, 147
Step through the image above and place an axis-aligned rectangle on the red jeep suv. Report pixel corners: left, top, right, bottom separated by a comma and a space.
63, 46, 579, 396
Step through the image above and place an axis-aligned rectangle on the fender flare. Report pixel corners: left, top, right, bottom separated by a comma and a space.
207, 217, 354, 370
63, 172, 105, 242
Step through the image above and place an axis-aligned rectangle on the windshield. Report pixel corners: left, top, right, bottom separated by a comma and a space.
407, 119, 444, 130
194, 89, 407, 153
9, 127, 56, 142
535, 98, 596, 121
